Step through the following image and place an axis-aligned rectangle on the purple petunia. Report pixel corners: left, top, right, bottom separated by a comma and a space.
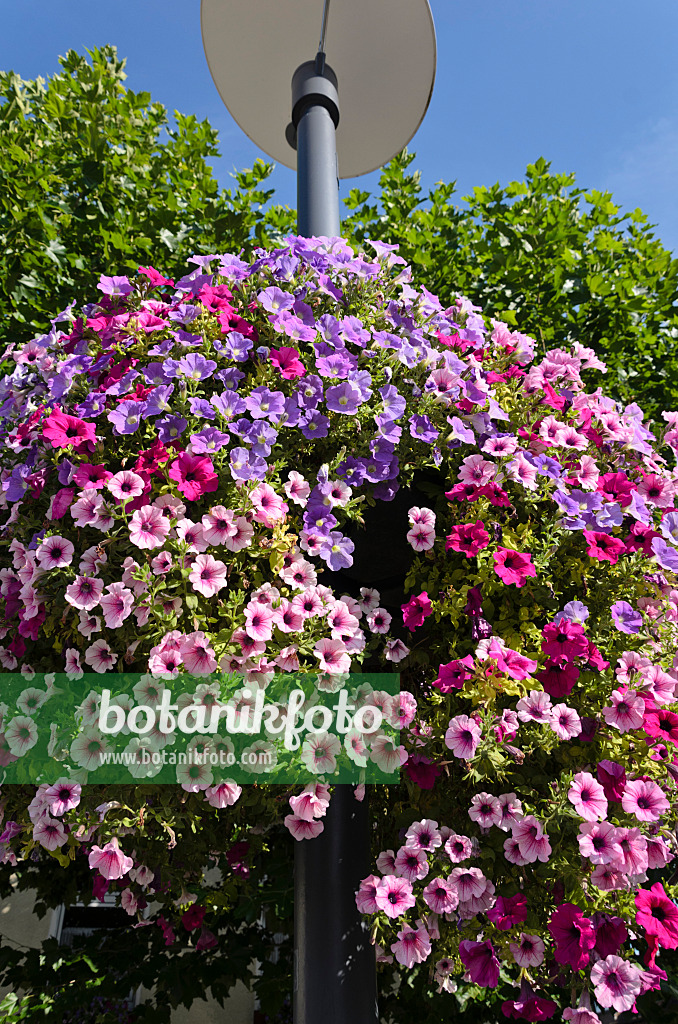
107, 401, 145, 435
175, 353, 217, 381
190, 427, 231, 454
155, 414, 187, 443
222, 332, 254, 362
610, 601, 643, 635
325, 381, 362, 415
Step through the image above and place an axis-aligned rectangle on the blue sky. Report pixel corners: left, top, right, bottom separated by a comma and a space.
2, 0, 677, 252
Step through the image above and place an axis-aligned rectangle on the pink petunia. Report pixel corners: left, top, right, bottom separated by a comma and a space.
42, 408, 97, 451
36, 535, 74, 569
548, 903, 596, 970
129, 505, 171, 549
88, 837, 133, 880
458, 939, 500, 988
621, 779, 669, 822
391, 924, 431, 968
445, 714, 481, 759
168, 453, 218, 501
99, 582, 134, 629
568, 771, 608, 821
269, 346, 306, 379
493, 548, 536, 587
374, 875, 416, 919
401, 592, 432, 630
445, 520, 490, 557
189, 554, 228, 598
583, 531, 626, 565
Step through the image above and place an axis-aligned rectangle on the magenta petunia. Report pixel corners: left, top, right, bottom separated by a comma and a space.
168, 453, 218, 501
42, 407, 97, 451
493, 548, 536, 587
635, 883, 678, 949
401, 592, 432, 630
458, 939, 500, 988
548, 903, 596, 970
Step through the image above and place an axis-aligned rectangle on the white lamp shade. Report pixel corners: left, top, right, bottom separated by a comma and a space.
201, 0, 436, 179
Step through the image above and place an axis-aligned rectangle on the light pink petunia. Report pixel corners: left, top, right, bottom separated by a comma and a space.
422, 877, 459, 914
394, 845, 429, 883
99, 582, 134, 629
45, 779, 81, 816
621, 779, 670, 822
511, 816, 552, 863
189, 554, 228, 598
390, 924, 431, 968
107, 470, 145, 501
5, 715, 39, 756
444, 715, 481, 759
284, 815, 324, 840
244, 600, 275, 641
33, 816, 68, 850
578, 821, 623, 865
85, 639, 118, 673
602, 689, 645, 732
509, 932, 545, 968
550, 702, 582, 739
469, 792, 502, 829
88, 837, 134, 880
590, 955, 642, 1013
129, 505, 171, 549
568, 772, 608, 821
405, 818, 441, 851
314, 638, 351, 675
65, 575, 104, 611
374, 875, 416, 918
36, 535, 74, 569
249, 482, 288, 526
355, 875, 381, 914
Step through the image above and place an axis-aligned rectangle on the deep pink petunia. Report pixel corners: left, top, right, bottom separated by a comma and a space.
168, 453, 218, 501
583, 531, 626, 565
445, 520, 490, 557
636, 883, 678, 949
548, 903, 596, 970
401, 592, 432, 631
42, 408, 97, 451
493, 548, 536, 587
458, 939, 500, 988
270, 346, 306, 379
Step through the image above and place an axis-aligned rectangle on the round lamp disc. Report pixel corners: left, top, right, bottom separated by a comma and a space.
201, 0, 436, 179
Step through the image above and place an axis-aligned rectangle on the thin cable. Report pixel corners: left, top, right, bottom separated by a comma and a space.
317, 0, 331, 55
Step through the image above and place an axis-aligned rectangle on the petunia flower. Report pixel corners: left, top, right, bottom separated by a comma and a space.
493, 548, 536, 587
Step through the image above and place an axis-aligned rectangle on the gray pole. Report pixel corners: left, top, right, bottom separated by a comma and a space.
289, 54, 378, 1024
288, 60, 340, 237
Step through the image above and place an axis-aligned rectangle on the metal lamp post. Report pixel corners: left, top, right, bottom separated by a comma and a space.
201, 3, 436, 1021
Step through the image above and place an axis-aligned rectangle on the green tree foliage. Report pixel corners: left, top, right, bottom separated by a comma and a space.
0, 45, 293, 349
343, 152, 678, 420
